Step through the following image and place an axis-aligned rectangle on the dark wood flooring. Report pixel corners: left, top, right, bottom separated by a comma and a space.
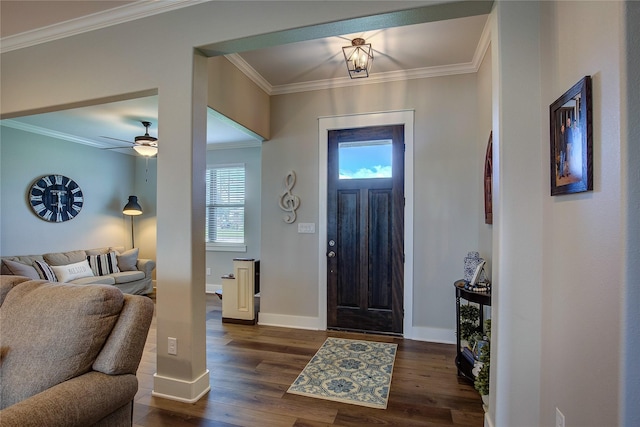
132, 294, 484, 426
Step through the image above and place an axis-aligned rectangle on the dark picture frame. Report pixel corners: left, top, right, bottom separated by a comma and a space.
484, 132, 492, 224
549, 76, 593, 196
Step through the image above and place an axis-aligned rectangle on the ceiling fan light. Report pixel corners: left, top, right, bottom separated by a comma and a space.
133, 145, 158, 156
342, 38, 373, 79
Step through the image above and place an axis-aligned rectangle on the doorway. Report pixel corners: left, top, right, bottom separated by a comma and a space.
318, 110, 414, 336
326, 125, 405, 334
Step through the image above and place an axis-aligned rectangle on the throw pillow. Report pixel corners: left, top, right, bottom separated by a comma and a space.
1, 260, 40, 280
33, 260, 58, 282
50, 260, 94, 282
116, 248, 139, 271
87, 251, 120, 276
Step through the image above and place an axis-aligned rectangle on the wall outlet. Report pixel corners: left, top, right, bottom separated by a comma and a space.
168, 337, 177, 355
555, 407, 565, 427
206, 268, 211, 275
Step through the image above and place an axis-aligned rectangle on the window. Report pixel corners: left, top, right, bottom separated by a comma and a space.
206, 164, 245, 250
339, 139, 393, 179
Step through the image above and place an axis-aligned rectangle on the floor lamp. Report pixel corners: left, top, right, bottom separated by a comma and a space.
122, 195, 143, 248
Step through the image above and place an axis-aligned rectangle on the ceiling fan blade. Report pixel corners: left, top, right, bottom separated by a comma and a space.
99, 136, 135, 145
101, 146, 133, 150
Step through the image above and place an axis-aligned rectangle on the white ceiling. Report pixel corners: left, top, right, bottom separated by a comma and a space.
0, 1, 490, 154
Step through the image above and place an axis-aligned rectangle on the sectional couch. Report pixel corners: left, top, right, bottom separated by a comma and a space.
1, 246, 155, 295
0, 275, 154, 426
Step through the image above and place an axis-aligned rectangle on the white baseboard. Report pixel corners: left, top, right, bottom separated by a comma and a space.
407, 326, 456, 344
152, 369, 210, 403
258, 312, 320, 330
484, 412, 494, 427
205, 283, 222, 294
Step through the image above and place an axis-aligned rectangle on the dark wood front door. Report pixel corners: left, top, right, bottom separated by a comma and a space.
327, 125, 404, 335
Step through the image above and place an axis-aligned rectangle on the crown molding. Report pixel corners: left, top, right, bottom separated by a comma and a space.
0, 119, 108, 148
224, 54, 274, 95
226, 20, 492, 96
0, 0, 208, 54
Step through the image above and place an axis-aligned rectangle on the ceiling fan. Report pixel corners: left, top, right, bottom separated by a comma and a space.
101, 121, 158, 156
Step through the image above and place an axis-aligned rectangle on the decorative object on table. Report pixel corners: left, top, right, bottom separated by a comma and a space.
29, 174, 83, 222
287, 337, 397, 409
484, 131, 493, 224
278, 170, 300, 223
464, 252, 486, 283
549, 76, 592, 196
122, 195, 143, 248
342, 38, 373, 79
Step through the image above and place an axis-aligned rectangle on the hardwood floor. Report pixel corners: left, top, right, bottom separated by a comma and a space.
133, 294, 484, 426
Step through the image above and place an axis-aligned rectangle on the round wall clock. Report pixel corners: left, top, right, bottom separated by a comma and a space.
29, 174, 84, 222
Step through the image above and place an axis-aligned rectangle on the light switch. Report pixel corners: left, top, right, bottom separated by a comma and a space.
298, 223, 315, 233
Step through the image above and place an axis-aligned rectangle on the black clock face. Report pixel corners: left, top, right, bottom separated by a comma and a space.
29, 175, 84, 222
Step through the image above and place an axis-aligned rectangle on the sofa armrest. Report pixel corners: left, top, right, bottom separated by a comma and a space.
136, 258, 155, 278
0, 371, 137, 427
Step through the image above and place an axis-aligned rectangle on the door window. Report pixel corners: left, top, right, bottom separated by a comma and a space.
338, 139, 392, 179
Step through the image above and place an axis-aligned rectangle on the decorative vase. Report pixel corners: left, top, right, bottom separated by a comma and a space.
464, 251, 485, 282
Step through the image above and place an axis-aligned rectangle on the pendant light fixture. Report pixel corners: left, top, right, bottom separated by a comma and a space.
342, 38, 373, 79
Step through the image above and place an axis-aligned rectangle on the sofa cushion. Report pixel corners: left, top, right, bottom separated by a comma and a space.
43, 250, 87, 266
109, 271, 145, 284
50, 260, 94, 282
0, 275, 34, 306
85, 247, 110, 256
69, 276, 116, 285
1, 260, 40, 280
33, 260, 58, 282
0, 280, 124, 409
87, 251, 120, 276
115, 248, 139, 271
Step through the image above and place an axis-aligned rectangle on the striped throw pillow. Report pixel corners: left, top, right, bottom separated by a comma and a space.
87, 251, 120, 276
33, 260, 58, 282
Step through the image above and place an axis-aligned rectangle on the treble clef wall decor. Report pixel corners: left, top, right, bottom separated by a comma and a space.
278, 170, 300, 224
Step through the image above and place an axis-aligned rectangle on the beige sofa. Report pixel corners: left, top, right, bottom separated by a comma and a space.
0, 275, 154, 426
1, 246, 154, 295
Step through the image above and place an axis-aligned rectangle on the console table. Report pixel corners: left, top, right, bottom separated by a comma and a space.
454, 279, 491, 381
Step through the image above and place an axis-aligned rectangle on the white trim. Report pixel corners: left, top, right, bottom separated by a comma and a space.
152, 369, 211, 404
409, 327, 456, 345
206, 243, 247, 252
485, 412, 495, 427
258, 312, 320, 330
1, 0, 210, 54
0, 119, 109, 148
318, 110, 414, 336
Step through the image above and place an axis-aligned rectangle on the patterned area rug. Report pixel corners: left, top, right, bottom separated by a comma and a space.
287, 337, 398, 409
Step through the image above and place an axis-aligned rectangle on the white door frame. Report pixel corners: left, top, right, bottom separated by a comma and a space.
317, 110, 415, 337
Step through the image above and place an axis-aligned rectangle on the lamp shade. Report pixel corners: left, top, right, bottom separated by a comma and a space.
342, 38, 373, 79
122, 196, 143, 216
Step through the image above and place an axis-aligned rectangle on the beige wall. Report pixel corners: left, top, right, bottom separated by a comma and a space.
476, 44, 492, 277
1, 1, 636, 422
539, 2, 623, 426
207, 57, 270, 140
262, 72, 485, 335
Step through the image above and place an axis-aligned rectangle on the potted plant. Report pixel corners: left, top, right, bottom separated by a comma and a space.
474, 318, 491, 407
